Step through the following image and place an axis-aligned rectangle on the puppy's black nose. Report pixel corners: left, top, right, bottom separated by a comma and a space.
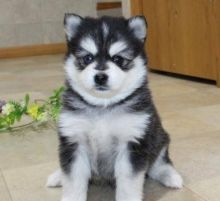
94, 73, 108, 86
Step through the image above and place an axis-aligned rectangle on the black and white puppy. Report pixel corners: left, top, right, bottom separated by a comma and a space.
47, 14, 183, 201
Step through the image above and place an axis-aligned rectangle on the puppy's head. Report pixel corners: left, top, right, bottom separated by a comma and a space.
64, 14, 147, 106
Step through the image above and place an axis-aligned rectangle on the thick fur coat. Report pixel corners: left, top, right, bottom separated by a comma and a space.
47, 14, 183, 201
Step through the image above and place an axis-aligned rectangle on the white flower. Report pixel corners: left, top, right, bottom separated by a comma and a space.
20, 101, 25, 108
2, 103, 15, 115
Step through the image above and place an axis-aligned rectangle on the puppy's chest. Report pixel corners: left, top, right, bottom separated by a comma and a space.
62, 110, 148, 143
60, 109, 149, 176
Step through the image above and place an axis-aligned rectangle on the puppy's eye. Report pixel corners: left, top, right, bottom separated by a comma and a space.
82, 54, 94, 65
111, 55, 124, 67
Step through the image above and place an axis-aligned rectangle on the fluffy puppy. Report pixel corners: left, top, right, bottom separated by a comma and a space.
47, 14, 183, 201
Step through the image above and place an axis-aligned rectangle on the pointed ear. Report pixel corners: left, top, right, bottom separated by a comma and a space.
64, 13, 83, 41
128, 16, 147, 42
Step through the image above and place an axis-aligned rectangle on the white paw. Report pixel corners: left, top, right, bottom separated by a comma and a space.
162, 171, 183, 189
61, 198, 72, 201
46, 169, 62, 187
61, 195, 86, 201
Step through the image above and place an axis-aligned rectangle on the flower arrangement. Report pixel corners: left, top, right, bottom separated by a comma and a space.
0, 87, 65, 132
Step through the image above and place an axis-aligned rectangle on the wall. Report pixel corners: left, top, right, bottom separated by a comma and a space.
96, 0, 131, 17
121, 0, 131, 17
97, 8, 122, 17
0, 0, 96, 48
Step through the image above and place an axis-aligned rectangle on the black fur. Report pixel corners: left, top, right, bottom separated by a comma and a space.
59, 15, 172, 178
125, 84, 171, 172
66, 16, 146, 72
60, 81, 171, 175
59, 135, 78, 174
128, 114, 170, 173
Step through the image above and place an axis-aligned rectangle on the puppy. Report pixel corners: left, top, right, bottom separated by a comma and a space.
47, 14, 183, 201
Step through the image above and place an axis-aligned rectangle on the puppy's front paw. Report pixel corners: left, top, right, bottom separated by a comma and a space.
61, 198, 72, 201
61, 196, 85, 201
46, 169, 62, 187
162, 171, 183, 189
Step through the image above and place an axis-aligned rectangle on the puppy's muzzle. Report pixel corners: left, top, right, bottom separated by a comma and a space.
94, 73, 108, 86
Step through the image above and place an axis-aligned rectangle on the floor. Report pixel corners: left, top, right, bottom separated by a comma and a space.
0, 54, 220, 201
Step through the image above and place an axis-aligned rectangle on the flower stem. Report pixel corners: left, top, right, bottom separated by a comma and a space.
0, 121, 36, 132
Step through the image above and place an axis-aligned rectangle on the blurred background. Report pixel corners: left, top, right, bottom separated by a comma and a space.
0, 0, 128, 47
0, 0, 219, 86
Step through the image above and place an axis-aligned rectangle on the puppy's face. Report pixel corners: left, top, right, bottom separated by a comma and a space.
64, 15, 147, 106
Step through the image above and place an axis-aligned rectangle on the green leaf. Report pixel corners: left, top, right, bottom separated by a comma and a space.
20, 94, 30, 114
24, 94, 30, 109
1, 86, 65, 131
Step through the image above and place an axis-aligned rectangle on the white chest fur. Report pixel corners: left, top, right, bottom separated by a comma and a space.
60, 109, 149, 142
59, 108, 150, 176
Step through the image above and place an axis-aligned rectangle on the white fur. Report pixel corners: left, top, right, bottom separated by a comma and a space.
115, 145, 146, 201
65, 56, 96, 94
59, 109, 150, 143
148, 147, 183, 189
80, 37, 98, 55
65, 55, 147, 107
46, 169, 62, 187
102, 23, 109, 39
59, 108, 150, 179
64, 15, 82, 41
61, 145, 91, 201
129, 17, 147, 41
58, 108, 150, 201
78, 62, 97, 91
105, 61, 126, 90
109, 41, 127, 56
50, 107, 149, 200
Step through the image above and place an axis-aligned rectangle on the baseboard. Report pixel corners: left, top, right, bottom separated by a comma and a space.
0, 43, 66, 59
97, 2, 122, 10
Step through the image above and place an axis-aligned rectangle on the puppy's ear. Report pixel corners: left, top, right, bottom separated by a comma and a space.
128, 16, 147, 42
64, 13, 83, 41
